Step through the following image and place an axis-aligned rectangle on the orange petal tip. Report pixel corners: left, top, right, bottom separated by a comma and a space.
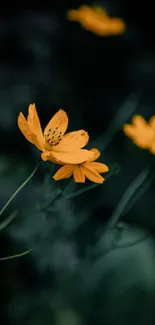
28, 103, 36, 109
122, 124, 129, 132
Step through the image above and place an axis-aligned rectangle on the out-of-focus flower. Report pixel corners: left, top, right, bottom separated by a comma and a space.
67, 5, 125, 36
18, 104, 94, 164
123, 115, 155, 154
53, 148, 109, 183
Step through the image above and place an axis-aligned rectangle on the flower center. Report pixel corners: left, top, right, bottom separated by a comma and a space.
45, 127, 62, 146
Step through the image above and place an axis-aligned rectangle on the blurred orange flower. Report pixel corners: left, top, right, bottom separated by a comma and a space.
18, 104, 94, 164
123, 115, 155, 154
53, 148, 109, 184
67, 5, 125, 36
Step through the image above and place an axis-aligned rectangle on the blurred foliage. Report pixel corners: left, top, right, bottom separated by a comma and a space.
1, 1, 155, 324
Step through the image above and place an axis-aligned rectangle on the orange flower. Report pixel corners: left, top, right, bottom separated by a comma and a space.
67, 5, 125, 36
53, 148, 109, 184
123, 115, 155, 154
18, 104, 94, 164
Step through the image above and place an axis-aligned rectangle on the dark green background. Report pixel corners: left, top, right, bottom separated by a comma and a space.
1, 1, 155, 324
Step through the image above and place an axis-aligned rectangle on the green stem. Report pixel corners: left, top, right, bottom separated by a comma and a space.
123, 170, 155, 215
0, 210, 18, 232
105, 167, 150, 229
0, 249, 33, 261
93, 93, 141, 151
0, 163, 39, 218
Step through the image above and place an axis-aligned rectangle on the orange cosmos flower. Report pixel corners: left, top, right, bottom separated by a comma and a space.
53, 148, 109, 184
67, 5, 125, 36
123, 115, 155, 154
18, 104, 94, 164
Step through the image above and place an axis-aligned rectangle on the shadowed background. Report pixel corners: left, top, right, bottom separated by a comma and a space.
1, 1, 155, 324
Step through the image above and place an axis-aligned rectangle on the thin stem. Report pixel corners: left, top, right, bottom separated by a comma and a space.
65, 183, 98, 199
123, 170, 155, 215
92, 93, 141, 151
0, 210, 18, 232
0, 249, 33, 261
0, 163, 39, 218
105, 167, 150, 229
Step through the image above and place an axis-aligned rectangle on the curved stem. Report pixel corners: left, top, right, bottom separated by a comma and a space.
0, 210, 18, 231
65, 182, 99, 199
123, 170, 155, 216
105, 167, 150, 229
92, 93, 141, 151
0, 249, 33, 261
0, 162, 39, 218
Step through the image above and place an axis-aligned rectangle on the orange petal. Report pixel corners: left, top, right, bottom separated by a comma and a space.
41, 151, 62, 164
149, 141, 155, 154
133, 134, 153, 149
123, 116, 154, 147
107, 19, 125, 34
18, 113, 41, 150
93, 7, 108, 17
132, 115, 147, 128
81, 165, 104, 184
79, 5, 92, 12
77, 5, 93, 19
73, 6, 101, 26
43, 149, 94, 164
85, 161, 109, 173
67, 9, 81, 21
73, 165, 85, 183
53, 164, 74, 181
149, 116, 155, 131
123, 124, 136, 138
27, 104, 44, 150
87, 148, 101, 162
87, 19, 111, 32
44, 109, 68, 138
18, 112, 33, 143
52, 130, 89, 151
